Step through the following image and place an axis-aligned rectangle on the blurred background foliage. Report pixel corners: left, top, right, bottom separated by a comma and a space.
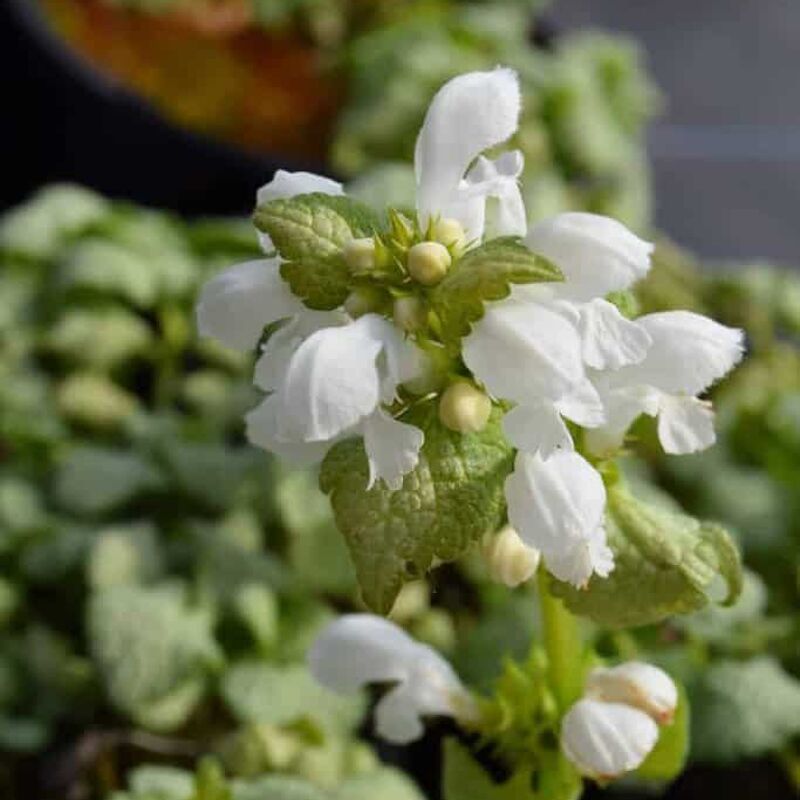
1, 1, 800, 798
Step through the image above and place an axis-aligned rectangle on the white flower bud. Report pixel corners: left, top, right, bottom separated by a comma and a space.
483, 525, 540, 587
585, 662, 678, 725
393, 296, 427, 332
343, 237, 376, 273
561, 698, 658, 781
438, 382, 492, 433
408, 241, 451, 286
433, 218, 467, 251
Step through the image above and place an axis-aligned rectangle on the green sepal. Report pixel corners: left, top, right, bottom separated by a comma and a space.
551, 483, 743, 628
429, 237, 562, 341
253, 193, 383, 310
636, 682, 689, 781
320, 404, 513, 614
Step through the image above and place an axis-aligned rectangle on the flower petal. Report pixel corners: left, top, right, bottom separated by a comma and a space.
309, 614, 466, 745
561, 699, 659, 780
245, 394, 332, 466
254, 311, 346, 392
415, 68, 521, 237
196, 259, 301, 351
555, 379, 606, 428
505, 451, 611, 587
464, 151, 527, 238
627, 311, 744, 396
577, 299, 652, 370
586, 662, 678, 725
656, 395, 716, 454
308, 614, 416, 693
277, 315, 392, 441
502, 402, 574, 459
463, 299, 584, 404
362, 409, 425, 490
256, 170, 344, 251
526, 213, 653, 301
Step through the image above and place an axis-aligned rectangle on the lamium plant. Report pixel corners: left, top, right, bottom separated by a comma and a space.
197, 68, 745, 796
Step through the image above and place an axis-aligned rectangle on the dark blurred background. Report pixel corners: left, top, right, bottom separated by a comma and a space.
3, 0, 800, 260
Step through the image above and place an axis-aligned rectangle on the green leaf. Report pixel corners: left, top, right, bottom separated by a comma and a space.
220, 662, 364, 737
192, 758, 232, 800
334, 767, 425, 800
253, 193, 382, 310
320, 404, 514, 613
551, 484, 743, 628
636, 683, 689, 781
88, 584, 222, 731
129, 765, 195, 800
689, 657, 800, 763
0, 184, 108, 260
54, 446, 164, 516
56, 372, 141, 429
429, 236, 562, 340
231, 776, 327, 800
442, 739, 536, 800
86, 522, 163, 589
44, 308, 153, 370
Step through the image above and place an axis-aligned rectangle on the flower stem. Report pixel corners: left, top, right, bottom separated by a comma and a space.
537, 571, 584, 712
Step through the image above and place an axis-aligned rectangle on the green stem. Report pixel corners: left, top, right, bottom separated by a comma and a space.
537, 571, 584, 712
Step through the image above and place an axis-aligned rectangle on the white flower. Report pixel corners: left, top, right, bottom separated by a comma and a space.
586, 662, 678, 725
587, 311, 745, 455
196, 258, 302, 352
415, 68, 526, 241
246, 313, 424, 488
561, 699, 659, 781
308, 614, 472, 745
505, 451, 614, 587
482, 525, 540, 588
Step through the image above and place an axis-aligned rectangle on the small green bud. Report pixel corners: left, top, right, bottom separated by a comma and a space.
342, 237, 376, 273
433, 217, 467, 252
408, 241, 451, 286
438, 381, 492, 433
344, 286, 384, 318
393, 296, 427, 332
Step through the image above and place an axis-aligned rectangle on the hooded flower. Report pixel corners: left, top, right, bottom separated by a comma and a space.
505, 451, 614, 587
561, 661, 678, 781
587, 310, 745, 455
308, 614, 472, 745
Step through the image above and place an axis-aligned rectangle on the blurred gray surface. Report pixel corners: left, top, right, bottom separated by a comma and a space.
555, 1, 800, 264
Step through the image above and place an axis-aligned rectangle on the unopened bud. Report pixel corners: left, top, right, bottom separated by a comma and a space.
393, 296, 427, 332
561, 698, 658, 781
343, 237, 376, 273
438, 382, 492, 433
483, 525, 540, 587
408, 241, 451, 286
585, 662, 678, 725
433, 218, 467, 252
344, 287, 383, 318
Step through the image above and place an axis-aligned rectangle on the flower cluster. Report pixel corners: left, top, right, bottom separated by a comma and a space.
561, 662, 678, 780
197, 67, 743, 588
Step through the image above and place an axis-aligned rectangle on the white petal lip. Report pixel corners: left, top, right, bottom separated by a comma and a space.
526, 212, 653, 302
586, 662, 678, 725
255, 170, 344, 252
576, 299, 653, 370
505, 451, 613, 587
196, 258, 301, 351
362, 409, 425, 490
656, 394, 716, 454
415, 68, 521, 239
502, 402, 574, 459
276, 314, 394, 442
308, 614, 466, 745
623, 311, 744, 396
463, 300, 585, 404
463, 150, 528, 238
561, 698, 659, 780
